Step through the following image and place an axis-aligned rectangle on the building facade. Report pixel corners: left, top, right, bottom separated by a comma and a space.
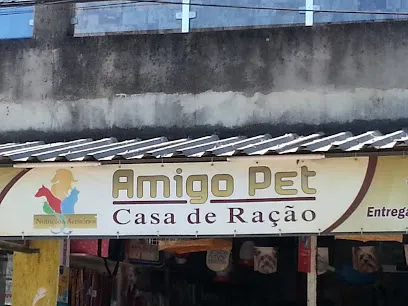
1, 1, 408, 143
2, 2, 408, 306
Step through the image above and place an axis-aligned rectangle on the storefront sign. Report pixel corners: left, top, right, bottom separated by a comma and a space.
0, 156, 408, 237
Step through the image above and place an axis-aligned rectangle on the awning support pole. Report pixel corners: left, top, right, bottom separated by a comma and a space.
307, 236, 317, 306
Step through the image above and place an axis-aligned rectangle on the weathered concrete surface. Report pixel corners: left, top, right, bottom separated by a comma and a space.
0, 89, 407, 133
2, 19, 408, 140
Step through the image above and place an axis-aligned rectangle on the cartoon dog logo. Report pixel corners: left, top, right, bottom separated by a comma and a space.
34, 169, 80, 234
33, 169, 97, 235
51, 169, 78, 201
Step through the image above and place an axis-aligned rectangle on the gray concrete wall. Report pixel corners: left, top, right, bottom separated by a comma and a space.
2, 15, 408, 141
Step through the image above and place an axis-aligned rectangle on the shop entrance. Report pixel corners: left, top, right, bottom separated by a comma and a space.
119, 237, 302, 306
116, 236, 408, 306
2, 235, 408, 305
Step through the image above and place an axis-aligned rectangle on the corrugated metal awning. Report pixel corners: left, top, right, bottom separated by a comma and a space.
1, 129, 408, 164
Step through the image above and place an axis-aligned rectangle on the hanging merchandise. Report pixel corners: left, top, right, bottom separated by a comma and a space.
57, 267, 69, 305
125, 239, 163, 267
60, 239, 70, 268
206, 250, 232, 282
214, 261, 232, 282
158, 238, 232, 254
70, 239, 109, 258
174, 253, 189, 265
89, 271, 114, 306
317, 247, 329, 275
70, 269, 85, 306
68, 268, 114, 306
298, 236, 311, 273
83, 270, 94, 306
253, 247, 278, 274
2, 254, 12, 306
121, 264, 138, 303
207, 250, 230, 271
239, 241, 255, 266
126, 240, 160, 262
352, 245, 380, 273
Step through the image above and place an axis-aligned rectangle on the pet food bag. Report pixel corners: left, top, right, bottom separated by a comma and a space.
352, 246, 380, 273
239, 241, 255, 266
254, 246, 278, 274
206, 250, 230, 272
206, 250, 232, 281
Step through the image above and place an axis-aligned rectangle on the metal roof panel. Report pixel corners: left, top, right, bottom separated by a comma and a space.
4, 139, 92, 161
145, 135, 218, 158
3, 129, 408, 163
87, 137, 167, 160
117, 138, 189, 160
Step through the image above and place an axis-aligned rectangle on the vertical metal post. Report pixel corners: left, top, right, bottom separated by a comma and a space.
181, 0, 191, 33
305, 0, 314, 26
307, 236, 317, 306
